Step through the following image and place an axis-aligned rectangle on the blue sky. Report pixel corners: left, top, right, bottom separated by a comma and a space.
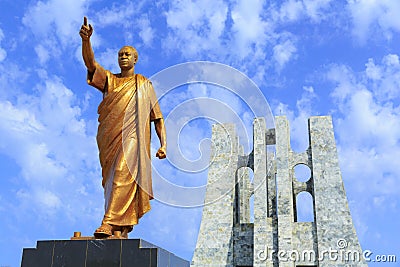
0, 0, 399, 266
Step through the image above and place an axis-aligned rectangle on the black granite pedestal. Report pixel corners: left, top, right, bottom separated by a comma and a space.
21, 238, 190, 267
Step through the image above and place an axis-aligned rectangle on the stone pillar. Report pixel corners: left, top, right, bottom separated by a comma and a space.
238, 144, 251, 224
275, 116, 295, 267
191, 123, 238, 267
309, 116, 367, 266
252, 118, 274, 267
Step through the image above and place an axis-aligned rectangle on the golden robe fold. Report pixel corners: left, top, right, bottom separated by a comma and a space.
88, 64, 163, 226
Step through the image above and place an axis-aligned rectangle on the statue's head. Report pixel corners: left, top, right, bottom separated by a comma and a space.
118, 46, 138, 71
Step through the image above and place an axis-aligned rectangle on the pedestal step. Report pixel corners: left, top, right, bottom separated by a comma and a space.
21, 238, 189, 267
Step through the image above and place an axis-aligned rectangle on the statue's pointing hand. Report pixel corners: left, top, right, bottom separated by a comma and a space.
79, 16, 93, 40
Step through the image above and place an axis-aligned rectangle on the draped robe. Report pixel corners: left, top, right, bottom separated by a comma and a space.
88, 63, 162, 226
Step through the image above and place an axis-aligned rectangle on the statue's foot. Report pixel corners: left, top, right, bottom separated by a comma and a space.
94, 224, 112, 239
121, 226, 133, 238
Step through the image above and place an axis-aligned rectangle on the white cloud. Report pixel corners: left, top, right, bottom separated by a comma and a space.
163, 0, 317, 77
138, 15, 155, 47
96, 48, 120, 73
164, 0, 228, 58
276, 0, 333, 23
0, 74, 100, 223
0, 49, 6, 63
94, 2, 143, 28
35, 44, 50, 65
231, 0, 269, 59
327, 64, 359, 101
0, 28, 6, 62
279, 0, 304, 22
273, 85, 317, 151
22, 0, 88, 45
36, 189, 62, 209
21, 0, 89, 67
327, 54, 400, 201
364, 54, 400, 100
365, 58, 382, 80
348, 0, 400, 42
0, 63, 29, 101
273, 38, 297, 70
303, 0, 333, 21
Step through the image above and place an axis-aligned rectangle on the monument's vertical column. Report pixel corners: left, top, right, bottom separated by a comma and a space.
253, 118, 273, 267
309, 116, 366, 266
275, 116, 295, 267
191, 124, 238, 267
238, 145, 251, 224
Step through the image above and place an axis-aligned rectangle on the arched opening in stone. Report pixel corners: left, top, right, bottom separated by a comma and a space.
295, 191, 314, 222
249, 194, 254, 223
294, 164, 311, 182
290, 119, 310, 153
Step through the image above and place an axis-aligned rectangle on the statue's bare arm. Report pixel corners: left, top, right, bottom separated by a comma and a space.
155, 118, 167, 159
79, 17, 96, 73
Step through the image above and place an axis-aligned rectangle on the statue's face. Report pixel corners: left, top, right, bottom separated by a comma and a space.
118, 47, 136, 70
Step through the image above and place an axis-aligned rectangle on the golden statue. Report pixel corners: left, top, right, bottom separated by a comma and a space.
79, 17, 167, 238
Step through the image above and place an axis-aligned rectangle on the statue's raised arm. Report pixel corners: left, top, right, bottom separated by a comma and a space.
79, 17, 95, 73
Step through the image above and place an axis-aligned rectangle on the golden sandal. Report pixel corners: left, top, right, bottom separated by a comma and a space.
94, 224, 112, 238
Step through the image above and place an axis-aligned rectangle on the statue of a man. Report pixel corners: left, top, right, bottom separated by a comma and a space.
79, 17, 167, 238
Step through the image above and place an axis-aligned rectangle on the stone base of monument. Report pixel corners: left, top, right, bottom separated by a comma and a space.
21, 238, 190, 267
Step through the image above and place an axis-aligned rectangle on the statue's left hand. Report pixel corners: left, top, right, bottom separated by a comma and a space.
156, 147, 166, 159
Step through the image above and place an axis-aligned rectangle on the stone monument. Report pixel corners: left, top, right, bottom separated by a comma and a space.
191, 116, 367, 267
